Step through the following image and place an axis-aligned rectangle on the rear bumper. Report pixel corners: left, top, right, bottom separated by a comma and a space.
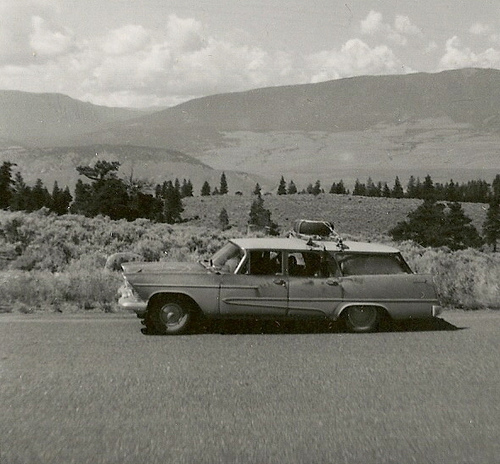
432, 305, 443, 317
118, 295, 148, 316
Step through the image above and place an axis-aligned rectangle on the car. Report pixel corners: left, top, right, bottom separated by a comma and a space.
119, 222, 443, 334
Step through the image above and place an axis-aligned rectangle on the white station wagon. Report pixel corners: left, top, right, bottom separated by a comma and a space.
119, 221, 443, 334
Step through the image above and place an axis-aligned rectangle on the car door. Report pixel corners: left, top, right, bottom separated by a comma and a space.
286, 250, 343, 318
219, 250, 288, 316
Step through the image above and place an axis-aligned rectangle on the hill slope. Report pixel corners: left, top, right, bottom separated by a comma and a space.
0, 91, 147, 148
2, 68, 500, 190
62, 68, 500, 187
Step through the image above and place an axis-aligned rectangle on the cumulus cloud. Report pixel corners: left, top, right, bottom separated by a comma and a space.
30, 16, 74, 57
0, 4, 438, 107
100, 25, 151, 56
307, 39, 405, 82
360, 10, 423, 46
439, 36, 500, 70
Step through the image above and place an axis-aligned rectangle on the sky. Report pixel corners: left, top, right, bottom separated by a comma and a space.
2, 0, 500, 108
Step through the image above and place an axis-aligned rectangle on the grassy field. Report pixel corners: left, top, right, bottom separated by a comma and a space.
183, 193, 488, 237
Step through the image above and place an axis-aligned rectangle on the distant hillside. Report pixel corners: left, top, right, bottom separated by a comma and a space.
0, 91, 147, 148
0, 144, 266, 194
61, 68, 500, 187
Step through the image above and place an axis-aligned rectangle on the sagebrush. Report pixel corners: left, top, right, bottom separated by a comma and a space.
0, 207, 499, 312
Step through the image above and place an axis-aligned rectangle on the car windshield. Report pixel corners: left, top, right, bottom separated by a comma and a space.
210, 242, 244, 273
335, 253, 412, 276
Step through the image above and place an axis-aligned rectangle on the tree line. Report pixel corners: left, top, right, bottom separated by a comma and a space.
1, 160, 500, 251
276, 174, 500, 204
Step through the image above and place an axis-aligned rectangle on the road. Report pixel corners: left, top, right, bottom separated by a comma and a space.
1, 311, 500, 464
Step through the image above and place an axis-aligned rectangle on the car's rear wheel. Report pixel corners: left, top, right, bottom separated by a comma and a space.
146, 297, 193, 335
344, 305, 380, 333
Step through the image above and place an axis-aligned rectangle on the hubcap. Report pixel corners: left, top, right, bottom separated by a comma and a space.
348, 306, 377, 328
160, 303, 187, 328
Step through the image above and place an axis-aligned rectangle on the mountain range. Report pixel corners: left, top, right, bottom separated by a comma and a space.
1, 67, 500, 192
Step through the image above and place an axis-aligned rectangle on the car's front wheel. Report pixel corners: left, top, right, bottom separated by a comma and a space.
146, 297, 193, 335
344, 306, 380, 333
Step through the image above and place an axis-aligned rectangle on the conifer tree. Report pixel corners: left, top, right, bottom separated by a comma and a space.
390, 199, 482, 250
0, 161, 15, 209
219, 208, 230, 230
353, 179, 366, 196
392, 176, 404, 198
483, 199, 500, 252
180, 179, 193, 198
277, 176, 287, 195
162, 180, 184, 223
287, 180, 297, 194
219, 172, 228, 195
201, 181, 211, 196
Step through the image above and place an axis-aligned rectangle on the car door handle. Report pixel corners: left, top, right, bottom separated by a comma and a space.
273, 278, 286, 286
326, 280, 340, 286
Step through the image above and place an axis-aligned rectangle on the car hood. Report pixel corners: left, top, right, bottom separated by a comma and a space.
121, 261, 206, 275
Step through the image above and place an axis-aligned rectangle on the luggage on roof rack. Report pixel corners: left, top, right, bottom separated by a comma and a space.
291, 219, 336, 238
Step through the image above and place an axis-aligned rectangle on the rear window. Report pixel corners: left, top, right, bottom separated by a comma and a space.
335, 253, 412, 276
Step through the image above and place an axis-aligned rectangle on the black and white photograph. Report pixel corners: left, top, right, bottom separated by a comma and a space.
1, 1, 500, 463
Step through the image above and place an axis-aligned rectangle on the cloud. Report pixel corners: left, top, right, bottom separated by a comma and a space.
469, 23, 492, 36
30, 16, 74, 57
360, 11, 423, 47
360, 10, 384, 35
0, 0, 62, 64
439, 36, 500, 70
307, 39, 406, 82
0, 6, 432, 107
100, 25, 151, 56
394, 15, 423, 37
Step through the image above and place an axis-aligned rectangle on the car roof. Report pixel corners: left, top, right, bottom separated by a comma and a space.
230, 237, 400, 254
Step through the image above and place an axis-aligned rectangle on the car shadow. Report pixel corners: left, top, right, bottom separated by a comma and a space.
141, 316, 463, 336
204, 316, 464, 335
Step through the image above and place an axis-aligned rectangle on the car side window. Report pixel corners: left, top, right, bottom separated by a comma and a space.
249, 250, 282, 275
336, 253, 411, 276
287, 252, 336, 278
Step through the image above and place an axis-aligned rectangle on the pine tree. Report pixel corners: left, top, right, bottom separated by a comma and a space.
253, 183, 261, 195
311, 180, 322, 196
162, 180, 184, 223
421, 175, 435, 200
201, 181, 211, 196
50, 181, 73, 216
219, 172, 228, 195
71, 179, 93, 216
180, 179, 193, 198
442, 202, 482, 250
248, 193, 278, 234
353, 179, 366, 196
382, 183, 392, 198
0, 161, 16, 209
219, 208, 230, 230
287, 180, 297, 194
9, 171, 30, 211
483, 199, 500, 252
392, 176, 404, 198
30, 179, 51, 211
390, 199, 482, 250
277, 176, 287, 195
